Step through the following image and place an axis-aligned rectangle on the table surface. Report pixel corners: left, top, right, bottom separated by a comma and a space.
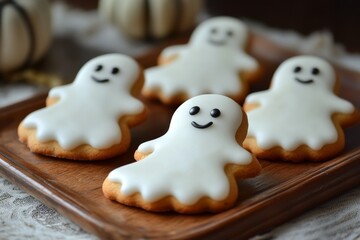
1, 2, 360, 240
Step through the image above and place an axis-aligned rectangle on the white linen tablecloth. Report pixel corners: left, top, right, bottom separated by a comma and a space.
1, 2, 360, 239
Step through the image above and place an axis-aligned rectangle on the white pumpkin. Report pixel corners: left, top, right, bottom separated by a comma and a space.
0, 0, 52, 73
99, 0, 203, 39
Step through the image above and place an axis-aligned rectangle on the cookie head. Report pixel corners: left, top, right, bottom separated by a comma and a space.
170, 94, 243, 135
74, 54, 139, 90
190, 17, 248, 49
272, 55, 336, 90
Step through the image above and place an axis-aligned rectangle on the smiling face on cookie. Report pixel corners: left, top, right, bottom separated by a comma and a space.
190, 17, 248, 49
74, 54, 140, 90
169, 94, 243, 135
189, 105, 221, 129
272, 55, 336, 90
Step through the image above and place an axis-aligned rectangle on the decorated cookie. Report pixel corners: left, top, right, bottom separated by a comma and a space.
18, 54, 147, 160
142, 16, 261, 105
103, 94, 261, 213
0, 0, 52, 73
243, 55, 359, 162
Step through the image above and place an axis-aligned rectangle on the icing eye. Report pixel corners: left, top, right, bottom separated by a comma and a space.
294, 66, 302, 73
95, 65, 103, 72
211, 28, 217, 34
189, 106, 200, 115
112, 67, 120, 75
210, 108, 221, 118
227, 30, 234, 37
312, 67, 320, 75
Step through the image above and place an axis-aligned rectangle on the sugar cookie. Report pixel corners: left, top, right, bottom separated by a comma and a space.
243, 55, 359, 162
18, 54, 147, 160
143, 17, 261, 105
103, 94, 261, 213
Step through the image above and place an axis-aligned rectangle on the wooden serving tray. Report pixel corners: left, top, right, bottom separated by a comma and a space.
1, 35, 360, 240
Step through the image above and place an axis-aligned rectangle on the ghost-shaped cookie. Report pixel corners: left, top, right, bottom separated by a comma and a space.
102, 94, 261, 213
18, 54, 146, 160
243, 55, 359, 161
143, 17, 261, 105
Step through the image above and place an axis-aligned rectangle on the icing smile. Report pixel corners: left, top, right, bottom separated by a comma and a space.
295, 77, 314, 84
208, 38, 227, 46
191, 121, 213, 129
92, 76, 109, 83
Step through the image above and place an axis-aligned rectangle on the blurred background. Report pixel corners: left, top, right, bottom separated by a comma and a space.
207, 0, 360, 52
61, 0, 360, 52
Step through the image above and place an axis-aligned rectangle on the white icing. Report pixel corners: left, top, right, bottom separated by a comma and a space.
144, 17, 258, 100
108, 94, 253, 205
23, 54, 145, 150
245, 55, 355, 151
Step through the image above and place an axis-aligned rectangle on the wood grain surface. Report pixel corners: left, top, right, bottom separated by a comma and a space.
0, 35, 360, 239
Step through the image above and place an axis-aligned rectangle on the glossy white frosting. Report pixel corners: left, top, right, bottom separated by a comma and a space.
144, 17, 258, 100
23, 54, 144, 150
108, 94, 253, 205
245, 55, 355, 151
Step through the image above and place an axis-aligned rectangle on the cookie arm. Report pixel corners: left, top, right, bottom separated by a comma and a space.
116, 97, 145, 114
331, 96, 355, 114
330, 96, 359, 126
134, 136, 164, 160
243, 91, 268, 112
158, 45, 187, 65
46, 85, 72, 106
48, 85, 72, 98
226, 146, 254, 165
223, 145, 261, 179
236, 52, 258, 71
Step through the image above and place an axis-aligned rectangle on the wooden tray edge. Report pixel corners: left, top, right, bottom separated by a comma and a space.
1, 133, 360, 239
